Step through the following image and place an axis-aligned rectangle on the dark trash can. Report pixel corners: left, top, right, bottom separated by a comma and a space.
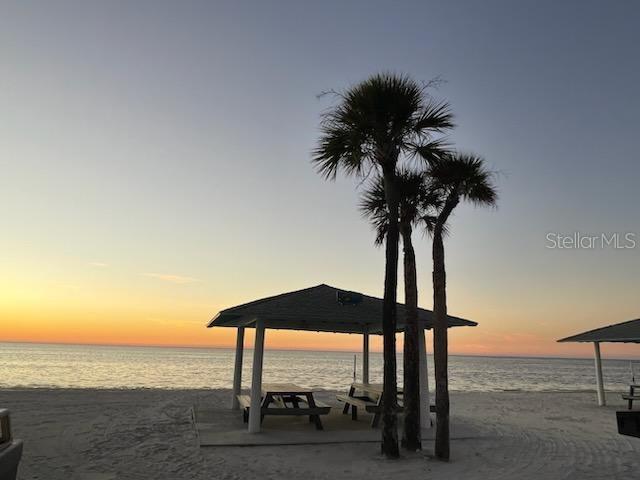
0, 440, 23, 480
0, 409, 22, 480
617, 410, 640, 438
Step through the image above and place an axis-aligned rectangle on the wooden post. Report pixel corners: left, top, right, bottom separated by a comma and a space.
231, 327, 245, 410
594, 342, 605, 406
248, 320, 266, 433
418, 328, 431, 428
363, 329, 370, 384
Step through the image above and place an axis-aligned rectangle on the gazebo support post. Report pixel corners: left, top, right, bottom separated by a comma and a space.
362, 329, 370, 384
248, 320, 266, 433
231, 327, 245, 410
419, 328, 431, 428
594, 341, 605, 406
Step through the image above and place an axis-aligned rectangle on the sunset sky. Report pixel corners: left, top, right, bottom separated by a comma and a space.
1, 0, 639, 359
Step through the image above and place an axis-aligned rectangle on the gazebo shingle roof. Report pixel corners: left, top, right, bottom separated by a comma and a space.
207, 283, 477, 334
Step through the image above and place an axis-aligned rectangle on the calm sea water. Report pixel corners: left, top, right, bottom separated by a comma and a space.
0, 342, 638, 392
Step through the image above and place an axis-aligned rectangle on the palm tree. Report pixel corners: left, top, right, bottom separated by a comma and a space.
426, 153, 497, 460
312, 73, 453, 458
360, 171, 440, 452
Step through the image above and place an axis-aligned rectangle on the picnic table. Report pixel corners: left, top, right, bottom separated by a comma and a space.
622, 384, 640, 409
336, 383, 404, 428
237, 383, 331, 430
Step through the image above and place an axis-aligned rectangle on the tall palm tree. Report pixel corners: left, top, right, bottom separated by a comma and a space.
313, 73, 452, 458
426, 153, 497, 460
360, 171, 440, 452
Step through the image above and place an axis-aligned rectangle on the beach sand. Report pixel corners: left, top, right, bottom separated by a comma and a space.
1, 389, 638, 479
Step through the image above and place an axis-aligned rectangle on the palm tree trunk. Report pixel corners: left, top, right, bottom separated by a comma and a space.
381, 169, 400, 459
432, 227, 449, 460
401, 224, 421, 451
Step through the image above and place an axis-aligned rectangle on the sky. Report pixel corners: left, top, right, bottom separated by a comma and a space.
1, 0, 639, 358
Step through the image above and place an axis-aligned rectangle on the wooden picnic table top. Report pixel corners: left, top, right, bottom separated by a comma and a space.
261, 383, 313, 395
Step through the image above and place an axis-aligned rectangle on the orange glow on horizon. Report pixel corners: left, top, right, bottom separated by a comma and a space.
2, 271, 639, 360
3, 307, 640, 359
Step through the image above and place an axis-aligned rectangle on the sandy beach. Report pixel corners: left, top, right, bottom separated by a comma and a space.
1, 388, 638, 480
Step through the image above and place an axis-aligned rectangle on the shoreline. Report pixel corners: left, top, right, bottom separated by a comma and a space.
0, 386, 611, 394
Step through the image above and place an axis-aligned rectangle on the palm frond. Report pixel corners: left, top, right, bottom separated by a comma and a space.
359, 176, 389, 246
411, 137, 452, 166
359, 169, 445, 245
428, 153, 498, 208
312, 72, 454, 179
414, 100, 455, 134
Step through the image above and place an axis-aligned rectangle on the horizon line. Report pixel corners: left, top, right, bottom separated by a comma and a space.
2, 339, 639, 362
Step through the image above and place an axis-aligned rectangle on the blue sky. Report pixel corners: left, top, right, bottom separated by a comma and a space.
1, 0, 639, 355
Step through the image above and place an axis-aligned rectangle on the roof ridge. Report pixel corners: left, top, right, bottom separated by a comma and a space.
217, 284, 331, 314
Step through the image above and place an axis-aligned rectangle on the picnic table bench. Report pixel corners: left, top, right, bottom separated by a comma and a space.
622, 384, 640, 410
337, 383, 404, 428
237, 383, 331, 430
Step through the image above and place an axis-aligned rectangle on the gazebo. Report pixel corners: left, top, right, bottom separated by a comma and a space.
207, 284, 477, 433
558, 318, 640, 406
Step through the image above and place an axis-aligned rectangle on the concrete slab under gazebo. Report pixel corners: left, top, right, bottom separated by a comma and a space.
558, 318, 640, 406
207, 284, 477, 433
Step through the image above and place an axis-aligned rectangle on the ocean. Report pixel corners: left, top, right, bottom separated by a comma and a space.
0, 342, 637, 392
